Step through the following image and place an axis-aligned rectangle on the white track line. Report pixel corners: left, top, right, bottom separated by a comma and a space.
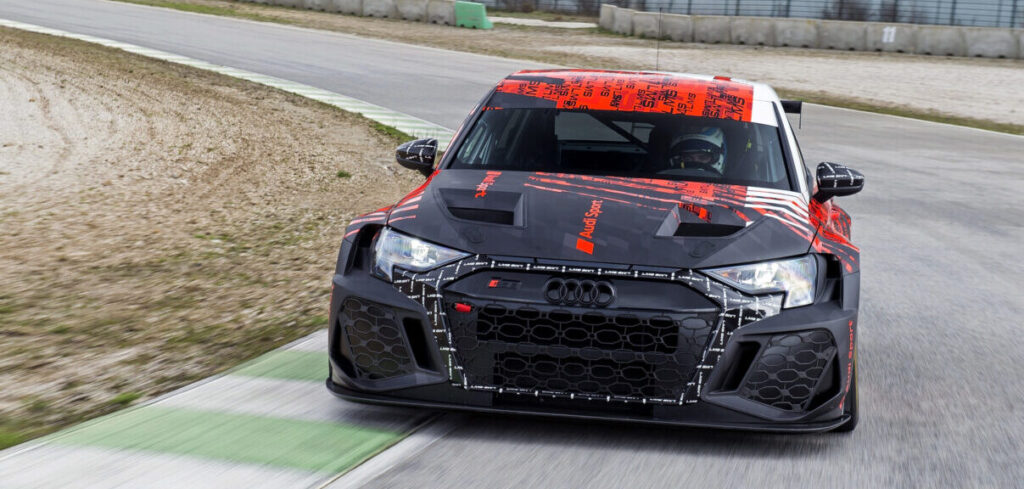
0, 17, 456, 149
2, 445, 324, 489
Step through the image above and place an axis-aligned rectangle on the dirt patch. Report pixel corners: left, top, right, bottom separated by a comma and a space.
0, 26, 421, 446
116, 0, 1023, 130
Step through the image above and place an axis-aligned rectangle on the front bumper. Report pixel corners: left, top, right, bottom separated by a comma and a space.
327, 253, 858, 433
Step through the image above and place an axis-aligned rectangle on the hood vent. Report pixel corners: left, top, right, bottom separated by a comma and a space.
674, 223, 745, 237
439, 187, 524, 227
447, 207, 515, 225
655, 205, 748, 239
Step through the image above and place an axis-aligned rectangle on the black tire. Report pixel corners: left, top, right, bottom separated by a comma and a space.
833, 350, 858, 433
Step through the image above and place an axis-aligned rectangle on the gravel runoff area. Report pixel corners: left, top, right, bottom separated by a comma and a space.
115, 0, 1024, 131
0, 26, 422, 448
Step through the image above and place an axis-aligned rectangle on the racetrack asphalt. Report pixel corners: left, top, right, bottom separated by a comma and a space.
1, 1, 1022, 487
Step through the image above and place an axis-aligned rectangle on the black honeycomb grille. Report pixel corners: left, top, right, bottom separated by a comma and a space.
740, 330, 836, 411
494, 352, 691, 399
477, 303, 681, 354
445, 295, 717, 404
341, 297, 415, 381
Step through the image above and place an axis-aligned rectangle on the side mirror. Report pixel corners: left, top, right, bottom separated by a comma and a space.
396, 138, 437, 177
814, 162, 864, 202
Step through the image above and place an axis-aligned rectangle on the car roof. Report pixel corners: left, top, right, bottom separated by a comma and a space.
494, 69, 781, 125
507, 69, 778, 97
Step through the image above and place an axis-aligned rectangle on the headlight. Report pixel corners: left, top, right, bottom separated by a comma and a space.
372, 227, 469, 281
704, 255, 817, 308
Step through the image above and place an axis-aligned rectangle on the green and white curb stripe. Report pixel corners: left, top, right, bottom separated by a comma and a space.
6, 445, 327, 489
0, 18, 456, 150
0, 330, 434, 488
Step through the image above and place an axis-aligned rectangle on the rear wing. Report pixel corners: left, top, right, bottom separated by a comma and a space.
781, 100, 802, 114
781, 100, 803, 128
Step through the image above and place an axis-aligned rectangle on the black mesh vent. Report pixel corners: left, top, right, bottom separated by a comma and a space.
342, 297, 415, 381
476, 303, 683, 354
447, 207, 515, 225
740, 330, 836, 411
674, 223, 744, 237
495, 352, 689, 399
446, 296, 717, 404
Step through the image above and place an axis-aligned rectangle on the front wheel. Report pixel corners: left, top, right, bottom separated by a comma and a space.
832, 350, 858, 432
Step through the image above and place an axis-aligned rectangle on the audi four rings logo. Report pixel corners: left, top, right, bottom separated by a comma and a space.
543, 279, 615, 307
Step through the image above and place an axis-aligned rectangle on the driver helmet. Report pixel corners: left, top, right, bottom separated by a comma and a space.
672, 127, 726, 171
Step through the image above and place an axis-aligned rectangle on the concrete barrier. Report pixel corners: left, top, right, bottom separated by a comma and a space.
865, 23, 917, 52
963, 28, 1019, 58
660, 13, 693, 42
599, 4, 616, 32
396, 0, 428, 21
819, 20, 866, 50
427, 0, 454, 24
773, 18, 818, 48
1018, 29, 1024, 60
303, 0, 330, 10
915, 25, 966, 56
730, 16, 774, 46
333, 0, 362, 14
692, 16, 731, 44
362, 0, 396, 17
632, 11, 660, 39
612, 8, 634, 36
236, 0, 1022, 58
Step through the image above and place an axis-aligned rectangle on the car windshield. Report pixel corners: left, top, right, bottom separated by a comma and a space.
449, 108, 793, 191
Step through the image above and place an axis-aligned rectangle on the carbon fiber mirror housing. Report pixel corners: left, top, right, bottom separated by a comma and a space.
396, 138, 437, 177
814, 162, 864, 202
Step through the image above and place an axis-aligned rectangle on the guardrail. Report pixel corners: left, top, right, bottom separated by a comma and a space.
600, 4, 1024, 58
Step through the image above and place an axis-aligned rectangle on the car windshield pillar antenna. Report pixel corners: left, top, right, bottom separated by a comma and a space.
656, 8, 662, 71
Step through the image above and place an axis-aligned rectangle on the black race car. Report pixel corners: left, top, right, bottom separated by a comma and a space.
327, 70, 864, 432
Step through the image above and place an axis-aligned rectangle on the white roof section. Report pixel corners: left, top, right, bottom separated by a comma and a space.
646, 71, 781, 126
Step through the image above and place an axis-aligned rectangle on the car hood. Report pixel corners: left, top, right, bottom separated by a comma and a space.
387, 170, 815, 269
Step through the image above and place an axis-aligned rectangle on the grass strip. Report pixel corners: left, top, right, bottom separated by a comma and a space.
115, 0, 290, 23
777, 89, 1024, 136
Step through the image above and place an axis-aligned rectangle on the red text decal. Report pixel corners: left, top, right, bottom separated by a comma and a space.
576, 199, 603, 254
492, 71, 753, 121
475, 171, 502, 198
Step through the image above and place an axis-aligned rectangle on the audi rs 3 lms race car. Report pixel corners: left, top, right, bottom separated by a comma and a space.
327, 70, 865, 432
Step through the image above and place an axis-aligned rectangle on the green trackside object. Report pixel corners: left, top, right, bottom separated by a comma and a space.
454, 1, 493, 29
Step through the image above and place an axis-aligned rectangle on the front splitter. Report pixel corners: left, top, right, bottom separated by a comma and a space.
327, 379, 849, 434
